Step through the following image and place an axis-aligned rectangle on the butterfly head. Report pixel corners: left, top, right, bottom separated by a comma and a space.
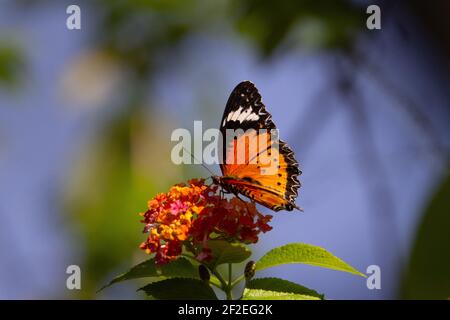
211, 175, 233, 194
211, 175, 223, 186
211, 175, 219, 183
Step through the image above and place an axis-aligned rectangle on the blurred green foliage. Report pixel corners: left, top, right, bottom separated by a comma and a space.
64, 101, 186, 297
95, 0, 225, 77
0, 41, 24, 88
233, 0, 361, 56
64, 104, 148, 296
401, 171, 450, 299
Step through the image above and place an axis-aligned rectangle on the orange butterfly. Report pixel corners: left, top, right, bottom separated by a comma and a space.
212, 81, 301, 211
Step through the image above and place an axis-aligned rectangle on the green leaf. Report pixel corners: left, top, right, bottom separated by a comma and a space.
158, 257, 199, 278
255, 243, 365, 277
242, 288, 320, 300
247, 277, 324, 299
207, 240, 251, 267
139, 278, 218, 300
401, 172, 450, 299
99, 257, 198, 291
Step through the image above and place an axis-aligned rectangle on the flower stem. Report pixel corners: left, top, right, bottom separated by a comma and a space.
180, 254, 223, 289
209, 267, 233, 300
231, 274, 245, 288
227, 264, 233, 300
209, 277, 222, 289
225, 288, 233, 300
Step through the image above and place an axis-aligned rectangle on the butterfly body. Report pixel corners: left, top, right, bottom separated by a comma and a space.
216, 81, 301, 212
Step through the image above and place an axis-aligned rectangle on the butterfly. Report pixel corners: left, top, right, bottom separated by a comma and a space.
212, 81, 301, 211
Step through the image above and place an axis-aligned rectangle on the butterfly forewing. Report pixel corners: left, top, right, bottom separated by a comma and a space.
220, 81, 275, 133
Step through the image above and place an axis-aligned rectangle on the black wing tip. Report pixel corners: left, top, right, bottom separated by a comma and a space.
233, 80, 257, 92
227, 81, 260, 104
238, 80, 255, 85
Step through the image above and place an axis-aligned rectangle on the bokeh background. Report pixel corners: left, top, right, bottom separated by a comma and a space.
0, 0, 449, 299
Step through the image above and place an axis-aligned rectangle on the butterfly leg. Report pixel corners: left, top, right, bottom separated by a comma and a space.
219, 187, 233, 200
231, 191, 251, 206
217, 184, 257, 210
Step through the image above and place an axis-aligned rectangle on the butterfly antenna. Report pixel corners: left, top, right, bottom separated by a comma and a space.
182, 147, 216, 176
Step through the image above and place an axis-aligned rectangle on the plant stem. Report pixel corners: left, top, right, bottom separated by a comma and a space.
209, 277, 222, 289
231, 274, 245, 288
227, 264, 233, 300
209, 267, 233, 300
180, 254, 222, 289
182, 251, 234, 299
210, 269, 227, 288
225, 288, 233, 300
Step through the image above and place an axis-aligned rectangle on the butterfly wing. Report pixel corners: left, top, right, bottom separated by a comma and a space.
219, 81, 275, 176
219, 81, 301, 211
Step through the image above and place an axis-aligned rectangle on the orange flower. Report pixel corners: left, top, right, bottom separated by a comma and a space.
140, 179, 272, 264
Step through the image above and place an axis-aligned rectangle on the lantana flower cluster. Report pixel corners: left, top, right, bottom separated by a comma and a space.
139, 179, 272, 264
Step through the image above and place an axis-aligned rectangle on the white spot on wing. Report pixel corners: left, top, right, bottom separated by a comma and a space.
237, 108, 252, 122
229, 106, 243, 121
225, 107, 260, 124
246, 113, 260, 121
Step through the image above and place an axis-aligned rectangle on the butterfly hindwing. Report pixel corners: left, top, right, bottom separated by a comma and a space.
219, 139, 300, 211
218, 81, 301, 211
